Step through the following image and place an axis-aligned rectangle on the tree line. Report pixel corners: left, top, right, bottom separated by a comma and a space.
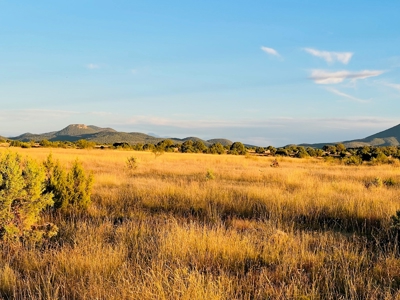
6, 138, 400, 164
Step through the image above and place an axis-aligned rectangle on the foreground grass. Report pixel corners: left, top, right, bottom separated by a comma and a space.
2, 148, 400, 299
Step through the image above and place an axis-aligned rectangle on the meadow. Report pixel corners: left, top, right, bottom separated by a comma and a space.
1, 147, 400, 299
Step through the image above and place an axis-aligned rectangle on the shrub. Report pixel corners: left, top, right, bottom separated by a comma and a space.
126, 156, 139, 170
152, 147, 164, 158
0, 152, 57, 242
384, 178, 397, 187
270, 159, 279, 167
44, 155, 93, 210
343, 156, 362, 166
365, 177, 383, 189
372, 177, 383, 187
391, 210, 400, 230
206, 169, 215, 180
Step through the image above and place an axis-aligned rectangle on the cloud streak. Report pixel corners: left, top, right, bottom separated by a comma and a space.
261, 46, 280, 57
326, 87, 369, 103
304, 48, 353, 64
384, 82, 400, 92
310, 69, 384, 84
86, 63, 100, 69
125, 115, 394, 131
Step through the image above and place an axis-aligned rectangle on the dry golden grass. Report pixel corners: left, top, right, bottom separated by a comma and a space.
2, 147, 400, 299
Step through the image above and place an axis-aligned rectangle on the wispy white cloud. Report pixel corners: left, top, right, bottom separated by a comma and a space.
326, 87, 369, 103
384, 82, 400, 92
130, 69, 137, 74
261, 46, 280, 57
310, 69, 385, 84
125, 115, 394, 131
304, 48, 353, 64
86, 63, 100, 70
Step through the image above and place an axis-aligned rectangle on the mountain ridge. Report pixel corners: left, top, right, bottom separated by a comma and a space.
8, 123, 400, 148
9, 124, 234, 147
299, 123, 400, 148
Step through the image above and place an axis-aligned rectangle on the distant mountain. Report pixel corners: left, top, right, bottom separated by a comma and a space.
12, 124, 116, 142
9, 124, 234, 146
300, 123, 400, 148
56, 124, 116, 136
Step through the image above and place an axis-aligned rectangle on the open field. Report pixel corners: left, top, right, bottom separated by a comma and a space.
2, 148, 400, 299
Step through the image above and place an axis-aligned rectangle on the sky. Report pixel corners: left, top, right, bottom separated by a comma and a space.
1, 0, 400, 146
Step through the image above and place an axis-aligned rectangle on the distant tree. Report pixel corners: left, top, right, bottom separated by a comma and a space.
323, 145, 337, 154
336, 143, 346, 152
76, 139, 95, 149
20, 142, 32, 148
255, 147, 265, 154
156, 139, 174, 152
39, 140, 53, 147
9, 141, 22, 147
382, 146, 397, 157
143, 143, 155, 151
295, 147, 310, 158
360, 146, 371, 154
193, 140, 207, 153
343, 156, 362, 166
113, 142, 131, 149
208, 143, 225, 155
394, 149, 400, 159
286, 145, 298, 153
315, 149, 325, 157
60, 141, 74, 148
132, 143, 144, 151
181, 140, 195, 153
371, 149, 388, 164
152, 147, 164, 158
275, 149, 288, 156
230, 142, 246, 155
306, 147, 317, 157
267, 146, 277, 155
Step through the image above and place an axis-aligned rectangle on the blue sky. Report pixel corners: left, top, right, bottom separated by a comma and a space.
1, 1, 399, 146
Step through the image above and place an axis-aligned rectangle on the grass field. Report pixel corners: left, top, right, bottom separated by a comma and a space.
2, 147, 400, 299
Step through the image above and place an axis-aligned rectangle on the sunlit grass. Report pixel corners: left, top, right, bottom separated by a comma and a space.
2, 147, 400, 298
